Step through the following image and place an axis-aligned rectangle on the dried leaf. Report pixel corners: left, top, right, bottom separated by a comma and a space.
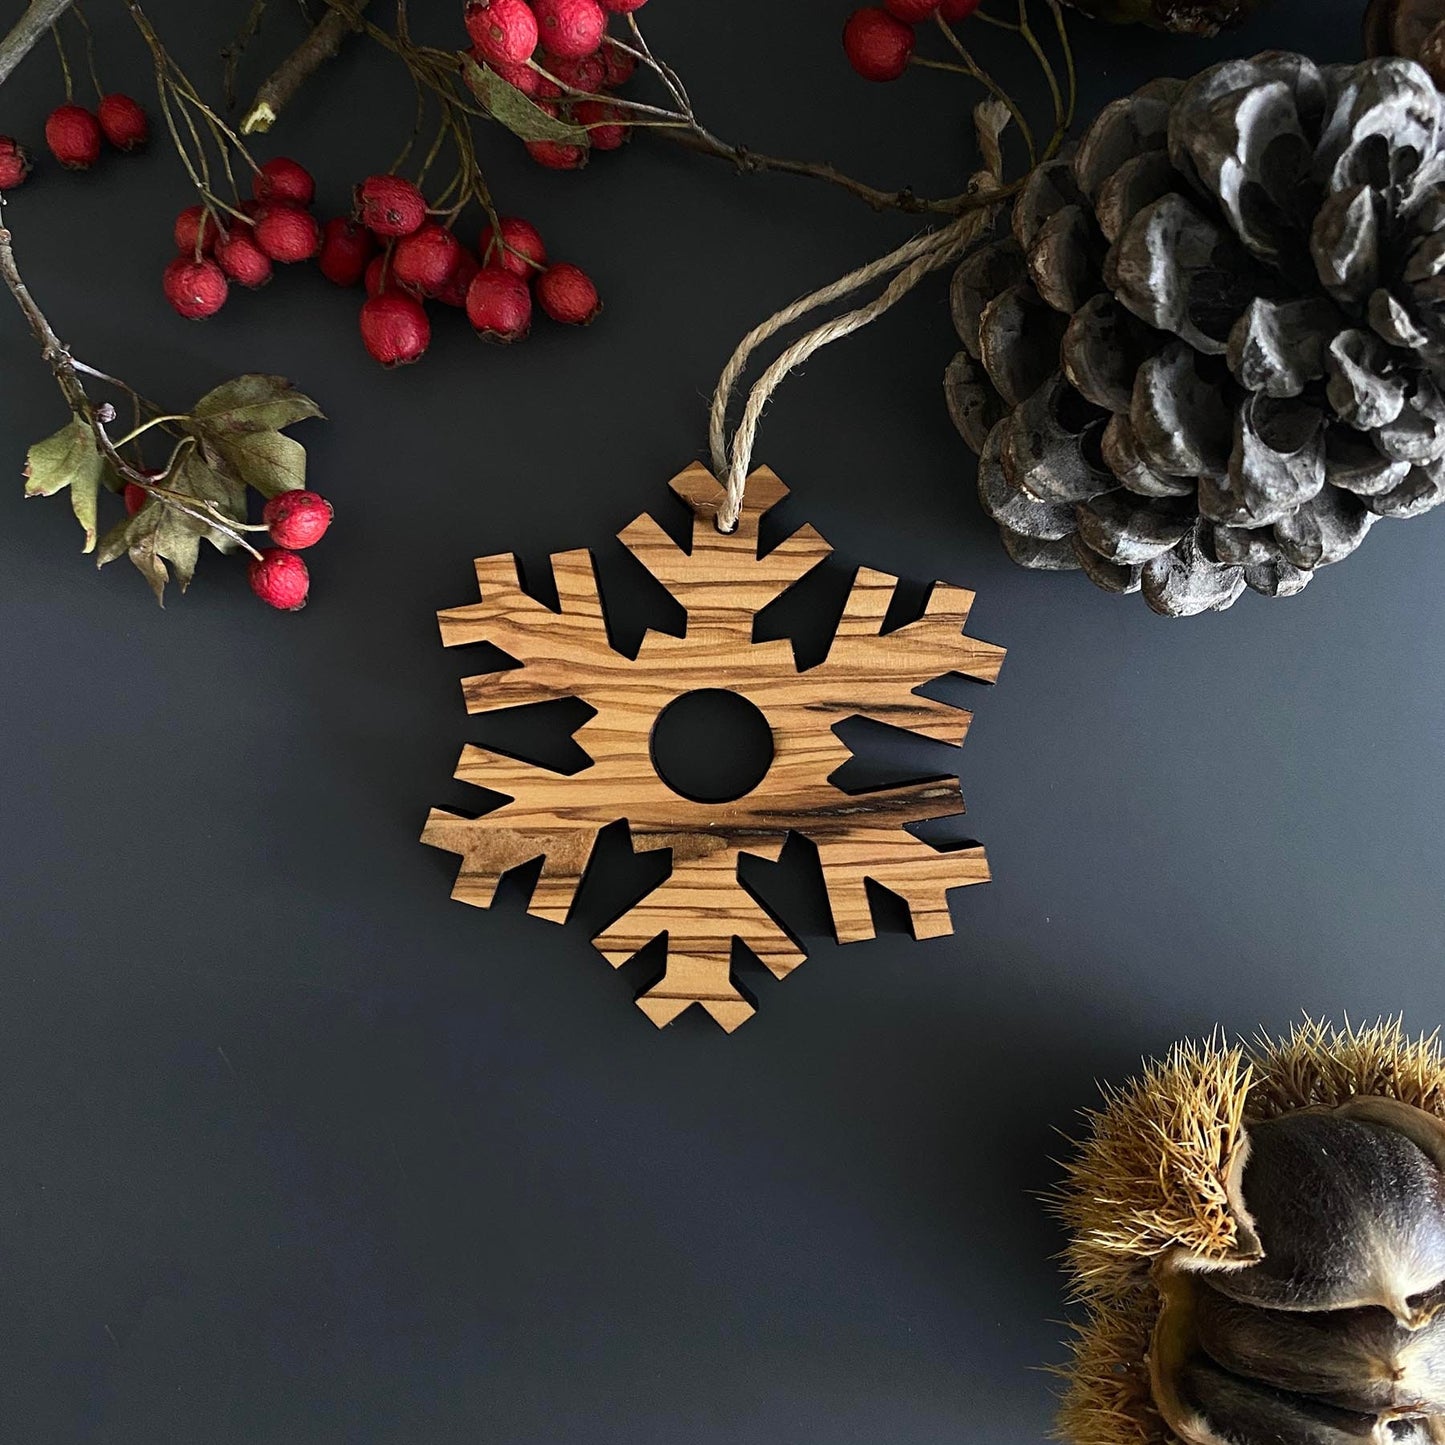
974, 99, 1011, 185
24, 419, 107, 553
203, 429, 306, 498
462, 56, 589, 145
188, 374, 323, 435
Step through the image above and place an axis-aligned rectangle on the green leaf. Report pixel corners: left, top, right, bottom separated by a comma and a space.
462, 56, 589, 145
205, 429, 306, 499
188, 374, 323, 435
95, 499, 210, 603
24, 419, 107, 552
71, 466, 100, 554
156, 507, 203, 592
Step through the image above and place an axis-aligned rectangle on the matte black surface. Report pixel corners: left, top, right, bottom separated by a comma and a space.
1, 4, 1442, 1442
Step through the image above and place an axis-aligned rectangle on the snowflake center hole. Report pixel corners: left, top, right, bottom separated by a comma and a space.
649, 689, 775, 804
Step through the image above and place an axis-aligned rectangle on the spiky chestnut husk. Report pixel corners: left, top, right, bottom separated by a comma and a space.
263, 490, 333, 549
355, 174, 427, 237
532, 0, 606, 60
254, 204, 321, 263
843, 8, 915, 82
0, 137, 33, 190
360, 292, 430, 365
1056, 1019, 1445, 1445
536, 262, 600, 325
45, 104, 102, 170
480, 215, 547, 277
392, 223, 463, 296
253, 156, 315, 207
465, 0, 539, 64
317, 217, 376, 287
214, 229, 273, 288
163, 256, 228, 319
948, 55, 1445, 617
248, 548, 309, 610
466, 265, 533, 341
97, 94, 148, 152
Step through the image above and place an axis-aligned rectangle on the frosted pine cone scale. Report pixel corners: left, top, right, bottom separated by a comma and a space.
946, 54, 1445, 616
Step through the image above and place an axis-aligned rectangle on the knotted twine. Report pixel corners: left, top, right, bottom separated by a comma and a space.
706, 204, 994, 534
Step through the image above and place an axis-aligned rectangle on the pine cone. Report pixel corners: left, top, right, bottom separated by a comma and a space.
946, 54, 1445, 616
1064, 0, 1263, 35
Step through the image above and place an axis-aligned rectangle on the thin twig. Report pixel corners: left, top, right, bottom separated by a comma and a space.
0, 0, 77, 87
239, 0, 372, 133
0, 214, 261, 558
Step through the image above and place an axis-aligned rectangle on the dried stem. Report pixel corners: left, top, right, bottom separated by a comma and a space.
0, 0, 77, 87
0, 212, 262, 558
240, 0, 372, 133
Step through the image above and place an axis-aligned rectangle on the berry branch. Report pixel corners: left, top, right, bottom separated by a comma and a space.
240, 0, 373, 134
0, 204, 330, 608
0, 0, 78, 88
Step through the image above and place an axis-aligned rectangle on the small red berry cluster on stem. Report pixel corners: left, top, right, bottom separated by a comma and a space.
464, 0, 643, 171
164, 155, 322, 320
844, 0, 984, 83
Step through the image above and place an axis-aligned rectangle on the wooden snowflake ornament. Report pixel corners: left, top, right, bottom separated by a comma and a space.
422, 464, 1006, 1031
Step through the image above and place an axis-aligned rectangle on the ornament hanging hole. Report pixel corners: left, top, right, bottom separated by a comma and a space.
649, 688, 775, 803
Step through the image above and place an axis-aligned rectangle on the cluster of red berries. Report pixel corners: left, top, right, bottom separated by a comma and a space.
159, 158, 600, 364
843, 0, 982, 82
464, 0, 643, 170
163, 156, 322, 320
357, 190, 601, 365
246, 490, 333, 610
0, 94, 149, 189
122, 475, 333, 610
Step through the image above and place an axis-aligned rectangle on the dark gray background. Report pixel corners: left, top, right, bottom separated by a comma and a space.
1, 2, 1440, 1441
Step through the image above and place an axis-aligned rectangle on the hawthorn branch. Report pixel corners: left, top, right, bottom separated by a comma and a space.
0, 0, 78, 88
0, 214, 262, 558
239, 0, 371, 133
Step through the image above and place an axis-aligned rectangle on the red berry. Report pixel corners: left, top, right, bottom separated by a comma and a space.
544, 50, 607, 91
355, 174, 427, 237
174, 204, 220, 254
364, 254, 394, 297
535, 262, 600, 325
0, 137, 33, 190
360, 292, 430, 365
317, 217, 376, 286
253, 156, 315, 207
214, 228, 273, 288
885, 0, 940, 18
248, 547, 310, 610
575, 99, 628, 150
435, 250, 480, 308
602, 45, 637, 87
842, 8, 914, 81
254, 203, 321, 262
600, 0, 648, 11
532, 0, 606, 59
45, 104, 102, 169
464, 0, 538, 64
938, 0, 982, 16
479, 215, 547, 277
525, 109, 588, 170
466, 266, 532, 342
123, 481, 149, 515
263, 490, 333, 549
97, 94, 149, 151
163, 256, 229, 319
392, 223, 463, 296
481, 56, 542, 96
